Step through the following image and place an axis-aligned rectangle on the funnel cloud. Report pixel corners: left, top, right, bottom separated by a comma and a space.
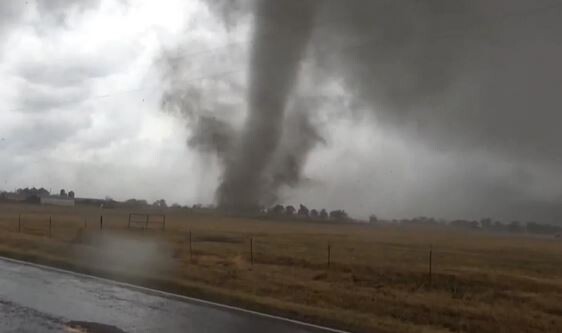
217, 0, 319, 211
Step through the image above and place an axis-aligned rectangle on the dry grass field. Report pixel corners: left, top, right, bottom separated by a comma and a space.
1, 202, 561, 332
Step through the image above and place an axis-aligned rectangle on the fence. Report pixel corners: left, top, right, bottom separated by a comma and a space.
128, 213, 166, 230
0, 212, 560, 288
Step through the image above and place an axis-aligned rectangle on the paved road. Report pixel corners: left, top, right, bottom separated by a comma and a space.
0, 257, 344, 333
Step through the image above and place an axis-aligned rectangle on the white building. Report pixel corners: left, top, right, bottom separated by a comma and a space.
40, 196, 75, 207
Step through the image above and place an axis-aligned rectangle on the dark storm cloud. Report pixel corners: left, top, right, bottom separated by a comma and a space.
190, 0, 562, 220
305, 0, 562, 221
312, 0, 562, 167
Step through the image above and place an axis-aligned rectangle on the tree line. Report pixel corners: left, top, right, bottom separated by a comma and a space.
0, 187, 75, 203
266, 204, 349, 221
373, 216, 562, 236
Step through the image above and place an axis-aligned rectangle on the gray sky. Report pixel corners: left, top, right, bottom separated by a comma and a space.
1, 0, 562, 224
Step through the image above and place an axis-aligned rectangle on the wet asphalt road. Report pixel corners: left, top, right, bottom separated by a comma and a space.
0, 257, 343, 333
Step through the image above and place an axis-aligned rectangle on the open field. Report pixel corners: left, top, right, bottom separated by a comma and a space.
1, 202, 562, 332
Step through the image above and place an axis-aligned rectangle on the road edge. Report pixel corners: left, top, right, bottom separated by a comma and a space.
0, 255, 351, 333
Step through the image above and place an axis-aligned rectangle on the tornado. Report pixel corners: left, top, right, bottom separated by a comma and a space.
217, 0, 319, 212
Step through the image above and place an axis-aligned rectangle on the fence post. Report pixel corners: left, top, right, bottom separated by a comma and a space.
328, 243, 331, 269
100, 215, 103, 231
189, 230, 193, 263
128, 213, 131, 229
162, 215, 166, 231
18, 214, 21, 233
84, 217, 87, 229
250, 237, 254, 266
145, 214, 149, 230
428, 245, 433, 288
49, 216, 52, 238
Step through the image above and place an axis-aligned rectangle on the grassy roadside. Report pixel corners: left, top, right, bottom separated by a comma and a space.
0, 234, 370, 333
1, 203, 562, 332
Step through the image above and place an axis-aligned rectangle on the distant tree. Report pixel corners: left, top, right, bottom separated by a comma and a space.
153, 199, 167, 208
125, 199, 150, 207
480, 218, 492, 229
285, 205, 296, 216
310, 209, 319, 218
269, 204, 284, 215
369, 214, 378, 223
508, 221, 523, 233
450, 220, 478, 229
36, 188, 49, 197
60, 189, 67, 197
329, 210, 348, 220
526, 222, 562, 235
68, 191, 75, 199
124, 199, 148, 207
171, 203, 181, 209
15, 187, 49, 199
26, 195, 41, 204
319, 209, 328, 219
297, 204, 309, 217
408, 217, 439, 225
415, 216, 428, 223
493, 221, 505, 231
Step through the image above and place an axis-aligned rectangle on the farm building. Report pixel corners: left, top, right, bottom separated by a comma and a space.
40, 195, 75, 207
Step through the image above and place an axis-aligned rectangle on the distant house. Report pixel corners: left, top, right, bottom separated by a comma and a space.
40, 195, 75, 207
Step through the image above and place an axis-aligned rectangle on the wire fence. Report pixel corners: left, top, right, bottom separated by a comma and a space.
1, 212, 561, 287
